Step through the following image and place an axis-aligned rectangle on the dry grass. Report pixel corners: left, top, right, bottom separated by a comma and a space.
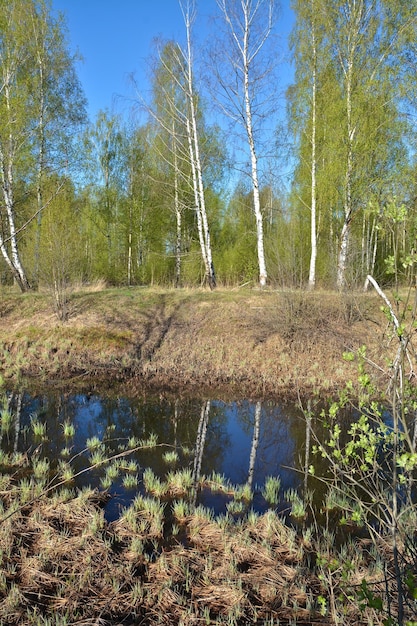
1, 485, 410, 625
0, 459, 414, 626
0, 284, 414, 624
0, 285, 397, 398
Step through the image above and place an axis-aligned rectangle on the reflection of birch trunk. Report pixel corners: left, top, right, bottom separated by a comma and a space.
6, 392, 23, 453
192, 400, 210, 489
13, 393, 22, 453
304, 400, 312, 494
247, 401, 261, 490
173, 398, 178, 448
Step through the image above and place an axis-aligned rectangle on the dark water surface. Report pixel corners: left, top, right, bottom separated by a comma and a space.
1, 391, 317, 521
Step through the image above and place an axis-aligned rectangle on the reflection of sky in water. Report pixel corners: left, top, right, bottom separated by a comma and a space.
72, 395, 106, 442
206, 401, 297, 488
3, 392, 306, 519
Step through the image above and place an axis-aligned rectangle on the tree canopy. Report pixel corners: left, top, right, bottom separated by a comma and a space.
0, 0, 415, 292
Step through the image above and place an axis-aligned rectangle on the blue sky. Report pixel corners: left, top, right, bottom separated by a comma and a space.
52, 0, 295, 124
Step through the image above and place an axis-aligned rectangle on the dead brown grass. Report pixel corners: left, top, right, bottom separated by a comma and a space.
0, 285, 402, 398
1, 485, 410, 625
0, 285, 414, 625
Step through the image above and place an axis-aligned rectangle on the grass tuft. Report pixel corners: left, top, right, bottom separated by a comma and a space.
162, 449, 179, 465
262, 476, 281, 506
30, 414, 48, 440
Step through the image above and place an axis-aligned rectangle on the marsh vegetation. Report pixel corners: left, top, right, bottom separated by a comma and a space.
0, 285, 416, 624
0, 395, 411, 626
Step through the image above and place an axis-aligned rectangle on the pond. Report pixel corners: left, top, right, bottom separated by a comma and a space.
0, 390, 325, 522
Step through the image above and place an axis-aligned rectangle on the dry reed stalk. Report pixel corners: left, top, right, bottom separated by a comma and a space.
187, 517, 226, 549
19, 555, 62, 590
192, 582, 245, 615
228, 539, 276, 568
3, 477, 405, 626
154, 585, 183, 614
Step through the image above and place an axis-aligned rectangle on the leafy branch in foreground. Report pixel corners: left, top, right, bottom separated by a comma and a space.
308, 276, 417, 626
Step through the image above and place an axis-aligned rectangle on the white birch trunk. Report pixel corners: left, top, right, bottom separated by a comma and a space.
186, 116, 210, 282
127, 184, 133, 286
0, 75, 31, 291
336, 54, 354, 290
182, 1, 216, 289
308, 0, 317, 290
173, 139, 182, 288
169, 115, 183, 288
242, 3, 267, 288
34, 37, 46, 286
0, 145, 30, 291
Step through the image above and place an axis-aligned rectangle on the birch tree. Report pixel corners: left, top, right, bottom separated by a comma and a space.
141, 4, 216, 289
331, 0, 369, 289
0, 0, 85, 291
290, 0, 324, 289
29, 0, 86, 284
82, 110, 128, 282
290, 0, 414, 288
307, 3, 318, 290
0, 0, 35, 291
321, 0, 414, 288
212, 0, 276, 288
146, 41, 192, 288
122, 124, 170, 286
179, 1, 216, 289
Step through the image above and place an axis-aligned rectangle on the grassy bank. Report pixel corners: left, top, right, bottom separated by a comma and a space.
0, 285, 393, 398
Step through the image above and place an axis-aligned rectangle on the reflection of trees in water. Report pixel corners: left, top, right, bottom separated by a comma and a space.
247, 401, 261, 490
197, 402, 230, 476
2, 390, 369, 519
192, 400, 210, 485
244, 401, 299, 489
292, 401, 361, 506
1, 392, 23, 454
2, 391, 315, 502
77, 395, 229, 480
173, 398, 179, 448
2, 393, 23, 454
13, 394, 22, 453
304, 401, 312, 494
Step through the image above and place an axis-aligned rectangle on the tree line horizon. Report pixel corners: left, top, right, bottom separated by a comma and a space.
0, 0, 416, 294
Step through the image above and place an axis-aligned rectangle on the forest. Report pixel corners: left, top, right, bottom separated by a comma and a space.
0, 0, 416, 296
